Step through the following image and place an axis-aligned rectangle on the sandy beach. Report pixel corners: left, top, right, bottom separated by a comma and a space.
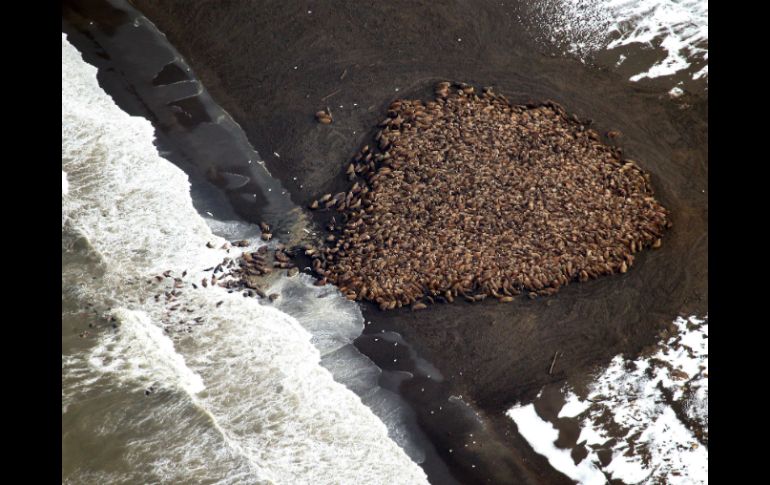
63, 0, 707, 482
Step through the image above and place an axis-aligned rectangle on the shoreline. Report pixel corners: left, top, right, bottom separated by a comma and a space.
65, 0, 707, 483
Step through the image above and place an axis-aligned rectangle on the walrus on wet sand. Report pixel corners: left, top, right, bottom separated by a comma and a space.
308, 82, 669, 310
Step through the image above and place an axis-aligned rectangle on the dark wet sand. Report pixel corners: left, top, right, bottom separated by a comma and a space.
69, 0, 707, 483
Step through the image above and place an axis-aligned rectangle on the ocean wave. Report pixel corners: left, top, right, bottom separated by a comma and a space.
507, 315, 708, 484
519, 0, 708, 84
62, 32, 428, 484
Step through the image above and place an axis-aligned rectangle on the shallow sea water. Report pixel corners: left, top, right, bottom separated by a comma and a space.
62, 32, 430, 484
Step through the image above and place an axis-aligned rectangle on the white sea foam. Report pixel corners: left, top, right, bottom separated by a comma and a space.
521, 0, 708, 83
268, 273, 363, 356
669, 86, 685, 98
62, 170, 69, 195
62, 32, 428, 484
506, 404, 606, 485
87, 308, 205, 395
508, 315, 708, 484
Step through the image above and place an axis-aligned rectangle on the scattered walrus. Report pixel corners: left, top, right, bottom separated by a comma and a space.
315, 108, 333, 124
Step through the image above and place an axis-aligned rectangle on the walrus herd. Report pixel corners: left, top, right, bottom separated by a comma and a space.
306, 81, 670, 311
